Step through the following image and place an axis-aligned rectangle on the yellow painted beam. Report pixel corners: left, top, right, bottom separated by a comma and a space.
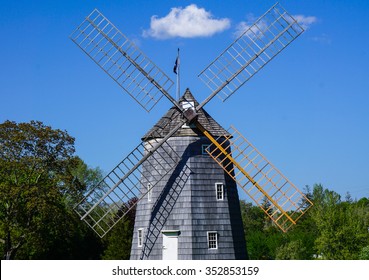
194, 122, 296, 229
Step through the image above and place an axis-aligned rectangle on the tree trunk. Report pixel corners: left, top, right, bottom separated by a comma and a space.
3, 231, 22, 260
3, 231, 12, 260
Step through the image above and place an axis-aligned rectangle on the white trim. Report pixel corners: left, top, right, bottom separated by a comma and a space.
181, 101, 194, 110
137, 228, 144, 247
147, 183, 152, 202
207, 231, 218, 250
215, 182, 224, 200
181, 101, 195, 128
182, 122, 196, 129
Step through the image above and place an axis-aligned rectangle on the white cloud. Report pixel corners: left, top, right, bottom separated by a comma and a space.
234, 21, 249, 38
234, 14, 318, 38
293, 15, 318, 30
233, 14, 260, 38
143, 4, 231, 39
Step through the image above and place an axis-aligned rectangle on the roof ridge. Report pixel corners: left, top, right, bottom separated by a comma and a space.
142, 89, 229, 140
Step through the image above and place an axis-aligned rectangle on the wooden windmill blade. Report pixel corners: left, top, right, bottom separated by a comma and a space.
205, 126, 313, 232
74, 136, 183, 238
71, 2, 312, 241
70, 9, 190, 237
74, 114, 188, 237
70, 9, 176, 112
197, 2, 304, 108
191, 3, 312, 231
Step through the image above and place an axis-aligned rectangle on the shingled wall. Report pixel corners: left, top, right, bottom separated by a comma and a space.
130, 136, 247, 260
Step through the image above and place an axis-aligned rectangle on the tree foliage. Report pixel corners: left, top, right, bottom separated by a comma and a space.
359, 245, 369, 260
242, 184, 369, 260
310, 184, 369, 259
0, 120, 103, 259
0, 120, 74, 259
102, 198, 137, 260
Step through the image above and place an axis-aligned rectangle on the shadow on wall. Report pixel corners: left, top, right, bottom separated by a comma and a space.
139, 150, 193, 259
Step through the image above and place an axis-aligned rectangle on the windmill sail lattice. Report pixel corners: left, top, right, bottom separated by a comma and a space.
71, 3, 312, 244
198, 2, 304, 105
74, 139, 181, 237
205, 125, 313, 232
70, 9, 174, 112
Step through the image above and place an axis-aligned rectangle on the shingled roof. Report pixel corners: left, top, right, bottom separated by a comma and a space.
142, 89, 229, 140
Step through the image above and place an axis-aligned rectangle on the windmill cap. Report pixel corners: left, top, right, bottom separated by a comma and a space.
142, 89, 229, 140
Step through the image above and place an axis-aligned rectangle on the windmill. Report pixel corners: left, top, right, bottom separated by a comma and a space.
70, 2, 313, 260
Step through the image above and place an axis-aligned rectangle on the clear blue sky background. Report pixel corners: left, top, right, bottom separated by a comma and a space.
1, 0, 368, 199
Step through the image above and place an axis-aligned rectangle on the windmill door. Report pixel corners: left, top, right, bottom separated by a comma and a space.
162, 231, 179, 260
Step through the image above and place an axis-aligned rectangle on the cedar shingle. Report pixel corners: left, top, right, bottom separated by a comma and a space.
142, 89, 229, 140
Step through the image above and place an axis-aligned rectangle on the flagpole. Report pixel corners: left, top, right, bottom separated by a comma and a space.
173, 48, 180, 100
176, 48, 180, 101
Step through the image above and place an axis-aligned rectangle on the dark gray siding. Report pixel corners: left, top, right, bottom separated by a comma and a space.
130, 136, 247, 260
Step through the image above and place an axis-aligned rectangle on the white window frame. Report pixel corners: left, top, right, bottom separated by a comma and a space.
182, 122, 196, 128
138, 228, 144, 247
181, 101, 194, 110
181, 101, 196, 128
147, 183, 152, 202
215, 182, 224, 200
201, 144, 210, 155
207, 231, 218, 250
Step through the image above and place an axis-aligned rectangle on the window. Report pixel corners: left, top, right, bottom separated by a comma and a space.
182, 122, 196, 129
207, 232, 218, 249
147, 183, 152, 202
181, 101, 194, 110
138, 228, 143, 247
181, 101, 196, 128
202, 144, 210, 155
215, 183, 224, 200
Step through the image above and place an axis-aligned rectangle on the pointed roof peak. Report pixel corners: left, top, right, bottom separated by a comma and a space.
142, 89, 228, 140
179, 88, 196, 102
177, 88, 200, 109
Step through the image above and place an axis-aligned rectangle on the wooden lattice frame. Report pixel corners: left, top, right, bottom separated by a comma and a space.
205, 125, 313, 232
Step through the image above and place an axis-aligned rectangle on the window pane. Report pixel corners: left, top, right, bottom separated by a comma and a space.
138, 229, 143, 247
147, 183, 152, 202
216, 183, 224, 200
208, 232, 218, 249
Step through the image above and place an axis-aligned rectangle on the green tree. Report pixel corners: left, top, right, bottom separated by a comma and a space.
102, 198, 137, 260
275, 186, 318, 260
275, 239, 306, 259
240, 200, 283, 259
0, 120, 104, 259
0, 120, 75, 259
278, 217, 317, 259
359, 246, 369, 260
240, 200, 264, 259
310, 184, 369, 259
240, 200, 264, 233
241, 184, 369, 260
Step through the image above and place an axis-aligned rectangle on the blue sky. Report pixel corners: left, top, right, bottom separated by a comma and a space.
1, 0, 369, 199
